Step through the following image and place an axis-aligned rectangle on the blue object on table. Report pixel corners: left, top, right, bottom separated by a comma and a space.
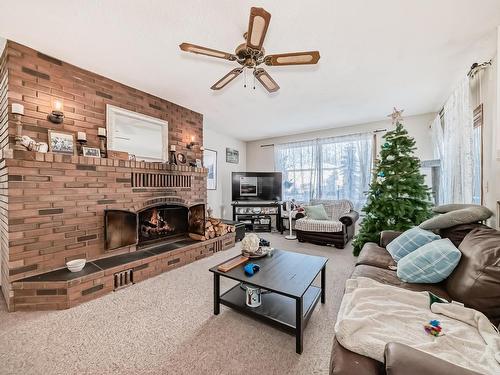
244, 263, 260, 276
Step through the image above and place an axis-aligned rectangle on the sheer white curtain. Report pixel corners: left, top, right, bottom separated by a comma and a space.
317, 133, 373, 210
274, 140, 318, 202
430, 114, 445, 204
441, 77, 474, 204
274, 133, 373, 210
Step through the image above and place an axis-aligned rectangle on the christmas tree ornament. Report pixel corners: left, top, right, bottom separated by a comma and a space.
377, 171, 385, 177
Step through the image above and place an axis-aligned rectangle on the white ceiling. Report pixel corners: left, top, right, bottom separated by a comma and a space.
0, 0, 499, 141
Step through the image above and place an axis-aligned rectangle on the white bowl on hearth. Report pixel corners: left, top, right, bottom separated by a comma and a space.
66, 259, 86, 272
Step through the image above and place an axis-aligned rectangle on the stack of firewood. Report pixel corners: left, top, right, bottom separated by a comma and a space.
189, 218, 235, 241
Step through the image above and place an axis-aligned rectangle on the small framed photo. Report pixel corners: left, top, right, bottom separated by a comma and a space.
48, 130, 75, 155
177, 152, 187, 164
82, 147, 101, 158
226, 148, 239, 164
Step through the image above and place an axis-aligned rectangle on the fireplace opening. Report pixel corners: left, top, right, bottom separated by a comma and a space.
139, 205, 188, 245
105, 203, 205, 251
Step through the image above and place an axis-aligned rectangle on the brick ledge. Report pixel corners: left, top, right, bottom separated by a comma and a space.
2, 148, 207, 174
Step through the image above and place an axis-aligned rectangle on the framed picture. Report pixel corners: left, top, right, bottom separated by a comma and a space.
82, 147, 101, 158
177, 152, 187, 164
203, 148, 217, 190
195, 158, 202, 168
48, 130, 75, 155
226, 148, 239, 164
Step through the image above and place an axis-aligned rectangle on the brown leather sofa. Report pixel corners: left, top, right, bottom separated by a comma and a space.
330, 223, 500, 375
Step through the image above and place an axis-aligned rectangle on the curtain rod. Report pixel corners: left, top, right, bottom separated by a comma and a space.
434, 59, 493, 119
259, 128, 387, 147
467, 60, 492, 79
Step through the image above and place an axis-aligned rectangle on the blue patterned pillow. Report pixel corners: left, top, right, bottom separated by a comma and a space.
397, 239, 461, 283
386, 227, 441, 262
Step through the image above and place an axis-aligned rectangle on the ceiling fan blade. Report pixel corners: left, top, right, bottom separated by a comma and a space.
210, 68, 243, 90
179, 43, 236, 61
264, 51, 320, 66
246, 7, 271, 51
254, 68, 280, 93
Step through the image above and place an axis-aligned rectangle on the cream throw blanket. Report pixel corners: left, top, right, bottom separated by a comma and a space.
334, 277, 500, 374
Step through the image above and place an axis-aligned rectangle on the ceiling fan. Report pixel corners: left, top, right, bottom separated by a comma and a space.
179, 7, 320, 93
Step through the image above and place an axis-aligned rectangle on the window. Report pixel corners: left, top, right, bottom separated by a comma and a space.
274, 140, 317, 202
274, 133, 373, 210
106, 105, 168, 162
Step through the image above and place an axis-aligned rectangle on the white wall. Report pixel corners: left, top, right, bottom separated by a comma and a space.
203, 125, 246, 220
246, 113, 436, 172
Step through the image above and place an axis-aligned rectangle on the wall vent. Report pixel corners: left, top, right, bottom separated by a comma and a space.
114, 269, 134, 290
131, 173, 191, 188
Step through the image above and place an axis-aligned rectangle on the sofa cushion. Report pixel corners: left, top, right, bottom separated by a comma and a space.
356, 243, 395, 269
386, 227, 441, 262
433, 203, 493, 215
304, 204, 329, 220
384, 342, 482, 375
310, 199, 353, 220
295, 218, 343, 233
438, 223, 491, 247
445, 228, 500, 326
351, 265, 450, 300
397, 239, 461, 283
419, 206, 492, 230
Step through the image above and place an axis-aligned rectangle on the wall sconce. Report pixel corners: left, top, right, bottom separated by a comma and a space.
187, 135, 197, 149
47, 98, 64, 124
12, 103, 25, 150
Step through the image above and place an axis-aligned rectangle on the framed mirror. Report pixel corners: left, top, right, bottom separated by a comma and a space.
106, 105, 168, 162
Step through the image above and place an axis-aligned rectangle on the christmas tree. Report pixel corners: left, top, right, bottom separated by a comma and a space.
352, 109, 433, 256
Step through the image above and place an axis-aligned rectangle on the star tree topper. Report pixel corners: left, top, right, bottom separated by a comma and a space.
387, 107, 404, 124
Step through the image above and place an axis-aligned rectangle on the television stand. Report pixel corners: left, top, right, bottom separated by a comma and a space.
232, 201, 282, 233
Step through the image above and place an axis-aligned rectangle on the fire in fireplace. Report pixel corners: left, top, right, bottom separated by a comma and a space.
139, 205, 188, 244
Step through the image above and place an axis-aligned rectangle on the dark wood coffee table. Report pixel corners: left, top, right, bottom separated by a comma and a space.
209, 249, 327, 354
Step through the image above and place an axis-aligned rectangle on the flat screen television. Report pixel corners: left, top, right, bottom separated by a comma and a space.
232, 172, 282, 202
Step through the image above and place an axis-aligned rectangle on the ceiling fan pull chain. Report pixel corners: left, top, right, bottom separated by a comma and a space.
244, 69, 247, 88
253, 69, 256, 90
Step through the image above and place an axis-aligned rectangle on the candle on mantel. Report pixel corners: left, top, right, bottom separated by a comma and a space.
98, 127, 107, 137
77, 132, 87, 141
170, 145, 176, 151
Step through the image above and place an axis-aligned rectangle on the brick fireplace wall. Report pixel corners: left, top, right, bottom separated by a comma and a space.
0, 41, 208, 310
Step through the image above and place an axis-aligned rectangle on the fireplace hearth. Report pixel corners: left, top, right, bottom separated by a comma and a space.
105, 203, 205, 250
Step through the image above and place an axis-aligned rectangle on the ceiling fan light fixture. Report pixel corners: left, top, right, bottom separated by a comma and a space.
179, 7, 320, 93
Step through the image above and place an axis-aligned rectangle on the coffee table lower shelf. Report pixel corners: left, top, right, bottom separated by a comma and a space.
219, 284, 321, 334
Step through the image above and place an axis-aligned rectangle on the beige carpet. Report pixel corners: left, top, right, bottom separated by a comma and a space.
0, 233, 356, 375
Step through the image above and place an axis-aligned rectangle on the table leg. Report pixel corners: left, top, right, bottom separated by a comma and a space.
321, 266, 326, 304
295, 297, 303, 354
214, 273, 220, 315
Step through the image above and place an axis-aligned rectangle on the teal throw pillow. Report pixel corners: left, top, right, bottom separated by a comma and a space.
386, 227, 441, 262
304, 205, 329, 220
397, 239, 461, 283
